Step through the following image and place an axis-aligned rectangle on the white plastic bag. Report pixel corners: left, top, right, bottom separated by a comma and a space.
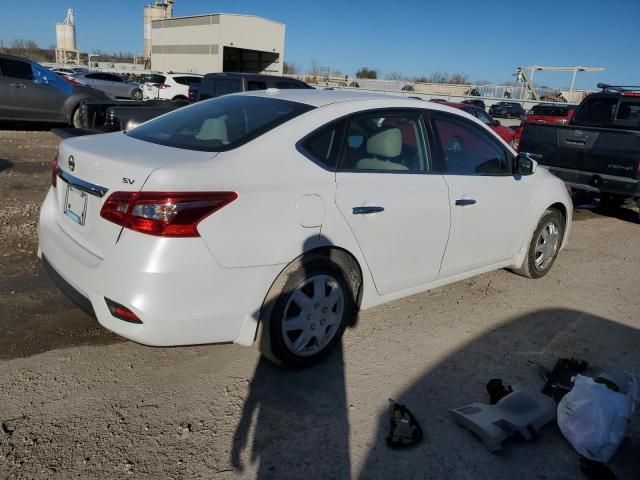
557, 372, 637, 462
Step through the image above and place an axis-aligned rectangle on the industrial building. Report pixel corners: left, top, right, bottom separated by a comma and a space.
150, 13, 285, 75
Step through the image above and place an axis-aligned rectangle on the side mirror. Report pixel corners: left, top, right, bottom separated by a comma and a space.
492, 119, 501, 126
514, 154, 537, 176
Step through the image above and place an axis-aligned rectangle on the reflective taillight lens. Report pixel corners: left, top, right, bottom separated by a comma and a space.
51, 152, 58, 187
100, 191, 238, 237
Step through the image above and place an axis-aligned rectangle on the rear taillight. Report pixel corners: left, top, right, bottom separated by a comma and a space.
105, 298, 142, 323
64, 75, 80, 85
100, 191, 238, 237
51, 152, 58, 187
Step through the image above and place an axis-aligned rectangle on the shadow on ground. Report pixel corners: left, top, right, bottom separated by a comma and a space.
0, 263, 123, 360
230, 309, 639, 479
0, 159, 13, 173
357, 309, 640, 479
572, 191, 639, 224
0, 121, 63, 132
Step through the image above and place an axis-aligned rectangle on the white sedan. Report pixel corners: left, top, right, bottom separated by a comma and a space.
38, 90, 572, 367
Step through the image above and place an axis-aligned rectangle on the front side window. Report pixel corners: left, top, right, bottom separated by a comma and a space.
432, 113, 511, 176
0, 59, 33, 80
340, 111, 429, 172
127, 95, 314, 152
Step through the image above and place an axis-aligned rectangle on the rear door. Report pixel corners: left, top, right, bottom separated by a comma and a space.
1, 58, 67, 121
0, 59, 14, 118
335, 109, 451, 295
429, 111, 530, 277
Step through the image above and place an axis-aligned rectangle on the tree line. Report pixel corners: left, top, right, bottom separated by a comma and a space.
0, 39, 137, 64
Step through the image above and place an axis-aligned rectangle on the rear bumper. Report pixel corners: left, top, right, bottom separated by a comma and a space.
38, 187, 282, 347
546, 166, 640, 197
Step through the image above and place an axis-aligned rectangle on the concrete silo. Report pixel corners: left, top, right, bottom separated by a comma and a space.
55, 9, 80, 64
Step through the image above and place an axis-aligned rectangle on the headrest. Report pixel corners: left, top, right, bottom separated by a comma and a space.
196, 115, 229, 143
366, 128, 402, 158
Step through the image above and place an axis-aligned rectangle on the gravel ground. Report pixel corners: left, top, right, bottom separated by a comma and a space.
0, 127, 638, 479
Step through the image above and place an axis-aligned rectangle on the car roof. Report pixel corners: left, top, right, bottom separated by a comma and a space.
234, 88, 484, 113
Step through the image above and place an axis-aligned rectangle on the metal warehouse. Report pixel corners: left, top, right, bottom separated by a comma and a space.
150, 13, 285, 75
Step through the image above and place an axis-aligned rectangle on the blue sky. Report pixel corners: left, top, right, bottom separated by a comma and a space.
1, 0, 637, 89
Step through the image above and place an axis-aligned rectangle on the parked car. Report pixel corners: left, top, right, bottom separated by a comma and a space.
519, 84, 640, 221
523, 103, 577, 125
197, 72, 312, 101
461, 99, 486, 110
489, 102, 526, 119
444, 102, 516, 146
39, 90, 572, 367
142, 72, 203, 101
512, 103, 578, 150
0, 54, 111, 126
70, 71, 143, 100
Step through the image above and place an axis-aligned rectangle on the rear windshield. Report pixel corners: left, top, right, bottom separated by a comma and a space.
127, 95, 314, 152
573, 97, 640, 129
142, 74, 166, 84
530, 105, 569, 116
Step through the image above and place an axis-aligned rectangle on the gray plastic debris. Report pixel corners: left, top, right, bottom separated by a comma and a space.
450, 387, 556, 452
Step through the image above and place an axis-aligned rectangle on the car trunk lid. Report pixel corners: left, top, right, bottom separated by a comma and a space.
54, 132, 215, 259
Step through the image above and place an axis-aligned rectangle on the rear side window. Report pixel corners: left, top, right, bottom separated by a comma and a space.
174, 76, 202, 86
298, 120, 345, 170
104, 74, 123, 83
127, 95, 314, 152
144, 74, 166, 84
215, 78, 242, 97
614, 100, 640, 128
0, 59, 33, 80
247, 80, 267, 91
85, 73, 101, 80
432, 113, 511, 176
340, 111, 430, 173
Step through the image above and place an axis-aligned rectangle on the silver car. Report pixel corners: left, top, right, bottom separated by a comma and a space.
72, 72, 142, 100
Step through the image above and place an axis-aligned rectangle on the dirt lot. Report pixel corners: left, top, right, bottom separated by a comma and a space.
0, 127, 639, 479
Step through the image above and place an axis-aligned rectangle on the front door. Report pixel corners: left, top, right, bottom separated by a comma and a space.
335, 109, 451, 295
429, 111, 530, 278
0, 61, 14, 118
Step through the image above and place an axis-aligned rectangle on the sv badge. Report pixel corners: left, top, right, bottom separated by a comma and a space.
122, 177, 135, 185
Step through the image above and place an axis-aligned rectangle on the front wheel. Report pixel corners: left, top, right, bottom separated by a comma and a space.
512, 209, 564, 279
259, 253, 357, 368
71, 107, 83, 128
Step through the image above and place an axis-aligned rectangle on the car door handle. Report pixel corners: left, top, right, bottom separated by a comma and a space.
10, 83, 26, 88
455, 199, 477, 206
352, 206, 384, 215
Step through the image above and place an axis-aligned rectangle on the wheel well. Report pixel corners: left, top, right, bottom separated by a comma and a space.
548, 202, 567, 224
304, 246, 363, 310
172, 95, 187, 100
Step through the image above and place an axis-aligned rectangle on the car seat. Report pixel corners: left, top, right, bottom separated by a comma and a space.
356, 128, 409, 171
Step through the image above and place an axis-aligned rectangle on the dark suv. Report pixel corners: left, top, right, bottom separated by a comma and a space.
0, 54, 110, 127
197, 73, 312, 101
489, 101, 526, 119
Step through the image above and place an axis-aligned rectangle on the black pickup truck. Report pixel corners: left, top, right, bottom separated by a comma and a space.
519, 84, 640, 220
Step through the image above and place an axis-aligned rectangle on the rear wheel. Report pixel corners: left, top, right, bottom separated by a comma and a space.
259, 253, 358, 368
512, 209, 564, 279
130, 88, 143, 101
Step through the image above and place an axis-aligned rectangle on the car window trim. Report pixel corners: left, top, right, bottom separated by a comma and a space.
427, 110, 515, 177
336, 108, 434, 175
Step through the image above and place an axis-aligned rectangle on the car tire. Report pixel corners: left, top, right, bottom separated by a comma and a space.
130, 89, 143, 101
259, 252, 358, 368
512, 209, 564, 279
71, 106, 83, 128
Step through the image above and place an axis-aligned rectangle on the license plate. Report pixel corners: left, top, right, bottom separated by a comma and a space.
64, 185, 88, 225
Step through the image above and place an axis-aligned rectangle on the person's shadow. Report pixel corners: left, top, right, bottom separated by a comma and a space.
231, 234, 357, 479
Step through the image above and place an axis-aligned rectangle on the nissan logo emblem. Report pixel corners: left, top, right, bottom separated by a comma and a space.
68, 155, 75, 171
